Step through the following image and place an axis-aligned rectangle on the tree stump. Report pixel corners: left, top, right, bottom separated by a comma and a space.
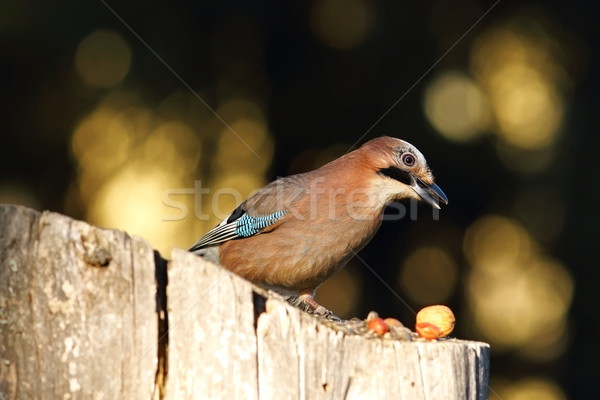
0, 205, 490, 399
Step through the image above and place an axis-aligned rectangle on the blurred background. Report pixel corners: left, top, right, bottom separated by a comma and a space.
1, 0, 597, 398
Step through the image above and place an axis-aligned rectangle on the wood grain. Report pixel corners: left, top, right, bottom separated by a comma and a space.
0, 205, 157, 399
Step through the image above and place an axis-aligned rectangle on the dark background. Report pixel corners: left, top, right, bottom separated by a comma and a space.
1, 1, 598, 398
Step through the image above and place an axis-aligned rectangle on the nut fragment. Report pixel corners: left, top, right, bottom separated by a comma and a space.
415, 305, 455, 339
415, 322, 441, 340
367, 317, 389, 336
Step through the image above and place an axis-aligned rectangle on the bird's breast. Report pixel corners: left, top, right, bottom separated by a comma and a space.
220, 197, 383, 291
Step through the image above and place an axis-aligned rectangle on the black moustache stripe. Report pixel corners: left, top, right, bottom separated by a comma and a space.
378, 166, 412, 185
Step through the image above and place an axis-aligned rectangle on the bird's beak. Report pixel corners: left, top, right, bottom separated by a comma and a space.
410, 176, 448, 210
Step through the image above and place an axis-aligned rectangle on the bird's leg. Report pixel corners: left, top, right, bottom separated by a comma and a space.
287, 290, 342, 322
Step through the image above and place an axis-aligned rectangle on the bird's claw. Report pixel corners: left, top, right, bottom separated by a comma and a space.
287, 295, 342, 322
316, 309, 342, 322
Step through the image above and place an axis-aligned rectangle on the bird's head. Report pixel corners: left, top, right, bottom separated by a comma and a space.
361, 136, 448, 209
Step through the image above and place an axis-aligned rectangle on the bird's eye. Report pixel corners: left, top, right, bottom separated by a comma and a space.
402, 153, 415, 167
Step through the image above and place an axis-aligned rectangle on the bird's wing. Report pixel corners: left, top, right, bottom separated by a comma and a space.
243, 172, 311, 215
188, 173, 311, 252
188, 205, 287, 252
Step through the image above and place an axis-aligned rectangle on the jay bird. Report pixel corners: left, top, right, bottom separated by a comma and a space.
189, 136, 447, 318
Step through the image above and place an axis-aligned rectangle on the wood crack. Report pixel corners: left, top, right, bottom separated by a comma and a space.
153, 251, 169, 400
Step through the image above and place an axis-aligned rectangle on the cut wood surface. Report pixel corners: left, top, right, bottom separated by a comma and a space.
0, 205, 490, 399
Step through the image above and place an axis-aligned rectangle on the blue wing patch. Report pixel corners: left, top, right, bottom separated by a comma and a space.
189, 209, 287, 252
235, 210, 287, 237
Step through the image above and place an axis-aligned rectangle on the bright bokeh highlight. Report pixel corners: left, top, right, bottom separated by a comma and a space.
70, 92, 273, 256
423, 71, 490, 142
425, 14, 572, 175
464, 215, 573, 360
470, 17, 568, 152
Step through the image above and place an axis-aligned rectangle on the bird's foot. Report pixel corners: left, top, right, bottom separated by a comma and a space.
311, 306, 342, 322
287, 294, 342, 322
